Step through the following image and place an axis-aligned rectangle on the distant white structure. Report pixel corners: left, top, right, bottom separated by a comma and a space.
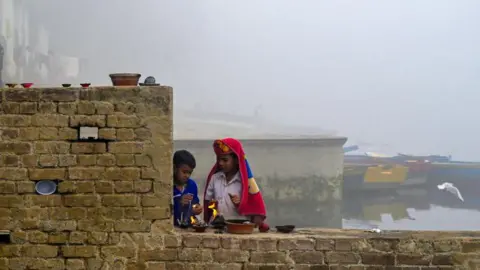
174, 109, 336, 140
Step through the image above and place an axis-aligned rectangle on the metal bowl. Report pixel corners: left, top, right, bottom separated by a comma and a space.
35, 180, 57, 195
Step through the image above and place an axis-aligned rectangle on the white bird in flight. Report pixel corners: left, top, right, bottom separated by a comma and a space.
437, 182, 464, 202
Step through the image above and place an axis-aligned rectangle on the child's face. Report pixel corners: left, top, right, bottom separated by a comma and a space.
217, 154, 238, 174
174, 164, 193, 184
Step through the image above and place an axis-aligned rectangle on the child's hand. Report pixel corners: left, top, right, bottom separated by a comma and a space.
181, 194, 193, 205
192, 204, 203, 215
229, 193, 240, 206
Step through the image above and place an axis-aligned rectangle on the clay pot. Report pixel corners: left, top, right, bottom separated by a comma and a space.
62, 84, 71, 88
109, 73, 141, 86
225, 219, 255, 234
80, 83, 91, 88
6, 83, 17, 88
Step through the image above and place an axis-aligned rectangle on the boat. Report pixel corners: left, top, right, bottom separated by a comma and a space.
343, 148, 431, 192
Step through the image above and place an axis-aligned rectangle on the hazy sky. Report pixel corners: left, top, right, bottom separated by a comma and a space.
25, 0, 480, 160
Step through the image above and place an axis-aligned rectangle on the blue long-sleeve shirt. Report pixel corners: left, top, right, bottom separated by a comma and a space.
173, 178, 200, 226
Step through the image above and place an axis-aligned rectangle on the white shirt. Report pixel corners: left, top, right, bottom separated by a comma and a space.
204, 171, 245, 220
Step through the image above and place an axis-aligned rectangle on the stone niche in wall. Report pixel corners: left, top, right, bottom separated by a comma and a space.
0, 86, 173, 269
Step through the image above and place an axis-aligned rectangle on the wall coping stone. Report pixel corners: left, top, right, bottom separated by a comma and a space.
174, 227, 480, 240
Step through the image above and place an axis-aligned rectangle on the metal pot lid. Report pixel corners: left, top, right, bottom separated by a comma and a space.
35, 180, 57, 195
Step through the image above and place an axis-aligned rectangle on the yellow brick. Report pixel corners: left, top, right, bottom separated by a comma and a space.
19, 127, 39, 140
108, 142, 144, 154
3, 102, 20, 113
58, 127, 78, 140
77, 101, 96, 115
69, 115, 106, 127
22, 245, 58, 258
64, 195, 98, 207
34, 142, 70, 154
114, 181, 133, 193
21, 155, 37, 167
104, 167, 140, 180
77, 155, 97, 166
102, 195, 137, 207
116, 154, 135, 166
116, 128, 135, 140
0, 168, 28, 180
68, 167, 104, 180
29, 168, 66, 180
0, 115, 31, 127
98, 128, 116, 140
31, 114, 69, 127
38, 102, 57, 113
95, 102, 114, 114
59, 155, 77, 167
71, 142, 106, 154
58, 103, 77, 115
19, 102, 37, 114
115, 102, 135, 114
96, 154, 116, 166
106, 115, 141, 128
38, 155, 58, 167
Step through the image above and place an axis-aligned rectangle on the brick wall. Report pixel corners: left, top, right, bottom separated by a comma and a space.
0, 86, 173, 269
148, 230, 479, 269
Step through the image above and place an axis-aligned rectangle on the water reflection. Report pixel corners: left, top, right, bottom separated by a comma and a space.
196, 176, 480, 230
262, 183, 480, 230
342, 185, 480, 231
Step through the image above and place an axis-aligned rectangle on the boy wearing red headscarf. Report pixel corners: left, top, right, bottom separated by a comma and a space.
203, 138, 269, 232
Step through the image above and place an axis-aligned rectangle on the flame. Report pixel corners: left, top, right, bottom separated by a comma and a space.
190, 216, 198, 225
208, 200, 218, 223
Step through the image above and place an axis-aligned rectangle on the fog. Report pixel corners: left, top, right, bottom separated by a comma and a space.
4, 0, 480, 160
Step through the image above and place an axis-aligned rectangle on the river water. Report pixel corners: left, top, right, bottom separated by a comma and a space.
194, 179, 477, 230
343, 205, 480, 231
342, 186, 479, 231
256, 184, 478, 230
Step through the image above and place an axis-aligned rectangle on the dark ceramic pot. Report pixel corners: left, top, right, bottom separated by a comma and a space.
275, 225, 295, 233
109, 73, 141, 86
192, 225, 208, 233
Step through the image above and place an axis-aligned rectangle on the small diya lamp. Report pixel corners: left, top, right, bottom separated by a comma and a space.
80, 83, 91, 88
21, 83, 33, 88
190, 216, 208, 233
5, 83, 17, 88
177, 219, 190, 229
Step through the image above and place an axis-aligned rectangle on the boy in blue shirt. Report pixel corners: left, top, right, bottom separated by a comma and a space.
172, 150, 202, 227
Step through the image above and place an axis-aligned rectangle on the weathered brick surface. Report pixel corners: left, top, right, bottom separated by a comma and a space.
0, 86, 173, 269
131, 230, 480, 269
